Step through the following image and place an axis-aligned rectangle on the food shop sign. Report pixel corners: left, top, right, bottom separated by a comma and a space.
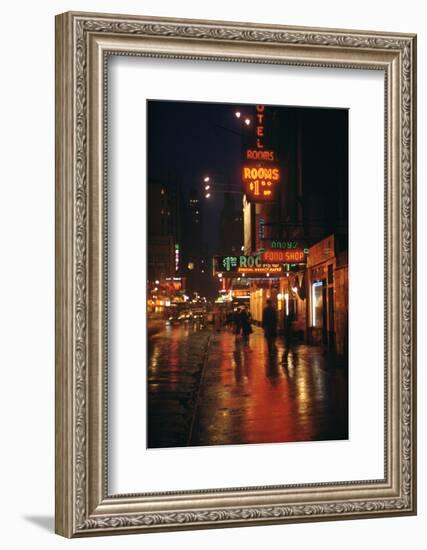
261, 248, 307, 264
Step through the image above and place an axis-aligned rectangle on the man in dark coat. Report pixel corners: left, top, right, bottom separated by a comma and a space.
262, 299, 278, 355
239, 307, 252, 344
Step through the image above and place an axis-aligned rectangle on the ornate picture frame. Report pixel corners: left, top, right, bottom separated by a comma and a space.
55, 11, 416, 537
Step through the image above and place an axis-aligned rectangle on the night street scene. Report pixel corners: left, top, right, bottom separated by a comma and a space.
147, 100, 349, 449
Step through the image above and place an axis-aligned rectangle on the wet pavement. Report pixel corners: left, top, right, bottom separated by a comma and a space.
147, 324, 348, 449
147, 323, 212, 448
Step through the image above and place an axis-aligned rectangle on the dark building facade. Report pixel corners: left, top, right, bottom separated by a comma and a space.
218, 191, 244, 256
147, 180, 183, 282
238, 105, 348, 357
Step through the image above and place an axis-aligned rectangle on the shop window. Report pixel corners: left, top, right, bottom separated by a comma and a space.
312, 281, 323, 327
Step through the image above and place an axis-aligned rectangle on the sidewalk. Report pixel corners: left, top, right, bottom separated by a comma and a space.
189, 326, 348, 447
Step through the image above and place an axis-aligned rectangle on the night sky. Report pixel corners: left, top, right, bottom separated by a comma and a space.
147, 100, 348, 250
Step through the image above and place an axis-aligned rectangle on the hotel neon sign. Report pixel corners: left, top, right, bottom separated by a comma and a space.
242, 104, 280, 202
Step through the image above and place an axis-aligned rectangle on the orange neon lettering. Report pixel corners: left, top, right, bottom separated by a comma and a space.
243, 166, 280, 181
245, 150, 275, 161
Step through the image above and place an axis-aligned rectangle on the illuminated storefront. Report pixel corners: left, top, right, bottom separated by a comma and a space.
306, 235, 348, 356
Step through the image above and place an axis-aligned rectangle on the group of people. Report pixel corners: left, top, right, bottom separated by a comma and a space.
214, 300, 293, 353
226, 307, 253, 343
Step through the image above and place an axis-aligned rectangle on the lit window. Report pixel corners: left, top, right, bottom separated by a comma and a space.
312, 281, 323, 327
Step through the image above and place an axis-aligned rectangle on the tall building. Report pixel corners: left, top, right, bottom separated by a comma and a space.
218, 191, 244, 256
181, 187, 218, 298
147, 180, 183, 282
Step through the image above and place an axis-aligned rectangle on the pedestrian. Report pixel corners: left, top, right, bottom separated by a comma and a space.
239, 307, 252, 345
262, 299, 278, 355
233, 308, 241, 335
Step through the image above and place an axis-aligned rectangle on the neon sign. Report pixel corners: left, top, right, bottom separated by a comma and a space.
242, 104, 281, 203
238, 266, 282, 274
261, 249, 307, 264
174, 244, 180, 272
243, 167, 280, 181
219, 255, 262, 271
232, 289, 250, 298
270, 241, 299, 249
242, 165, 280, 201
246, 150, 275, 161
255, 104, 265, 149
213, 255, 285, 277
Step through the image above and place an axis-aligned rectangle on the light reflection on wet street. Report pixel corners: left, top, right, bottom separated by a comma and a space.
147, 324, 348, 448
147, 323, 211, 448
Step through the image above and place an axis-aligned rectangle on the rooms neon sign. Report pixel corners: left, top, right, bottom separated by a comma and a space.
242, 165, 280, 201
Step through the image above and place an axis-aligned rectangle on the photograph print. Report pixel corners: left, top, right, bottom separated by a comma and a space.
147, 99, 349, 450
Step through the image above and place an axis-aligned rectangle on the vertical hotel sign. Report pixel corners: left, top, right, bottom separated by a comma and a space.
242, 105, 280, 202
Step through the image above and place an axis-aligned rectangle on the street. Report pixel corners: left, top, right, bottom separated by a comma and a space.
147, 323, 348, 448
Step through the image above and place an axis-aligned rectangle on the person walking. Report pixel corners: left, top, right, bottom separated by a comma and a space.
232, 308, 241, 336
239, 307, 252, 345
262, 299, 278, 355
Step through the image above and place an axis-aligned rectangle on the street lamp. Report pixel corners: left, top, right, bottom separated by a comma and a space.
233, 108, 252, 127
202, 174, 242, 198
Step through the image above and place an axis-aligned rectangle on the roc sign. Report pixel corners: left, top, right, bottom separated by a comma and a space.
242, 165, 280, 202
213, 255, 285, 277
